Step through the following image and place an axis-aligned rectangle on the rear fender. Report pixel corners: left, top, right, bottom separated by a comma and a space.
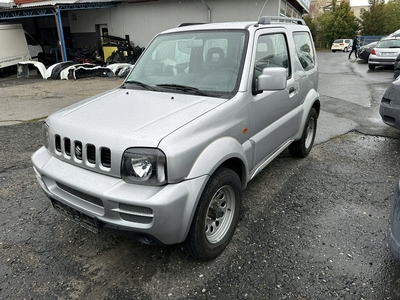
293, 89, 320, 140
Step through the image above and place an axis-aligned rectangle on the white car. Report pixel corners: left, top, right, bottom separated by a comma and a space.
368, 38, 400, 70
331, 39, 351, 52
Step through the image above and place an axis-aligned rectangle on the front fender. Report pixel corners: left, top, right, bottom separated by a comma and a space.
187, 136, 251, 186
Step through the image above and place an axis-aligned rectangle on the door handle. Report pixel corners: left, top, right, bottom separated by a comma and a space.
289, 87, 296, 93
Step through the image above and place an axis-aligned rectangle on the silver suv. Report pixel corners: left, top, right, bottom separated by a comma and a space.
32, 16, 320, 261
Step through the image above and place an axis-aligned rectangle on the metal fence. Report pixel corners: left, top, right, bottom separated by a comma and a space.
314, 41, 332, 50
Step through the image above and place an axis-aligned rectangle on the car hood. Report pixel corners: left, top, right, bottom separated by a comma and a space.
47, 88, 224, 149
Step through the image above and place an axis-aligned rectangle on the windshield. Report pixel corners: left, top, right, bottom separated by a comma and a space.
125, 30, 248, 98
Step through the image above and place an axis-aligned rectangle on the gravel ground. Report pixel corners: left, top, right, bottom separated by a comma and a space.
1, 122, 400, 299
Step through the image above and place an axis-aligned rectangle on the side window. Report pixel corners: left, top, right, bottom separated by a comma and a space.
254, 33, 290, 78
293, 32, 315, 71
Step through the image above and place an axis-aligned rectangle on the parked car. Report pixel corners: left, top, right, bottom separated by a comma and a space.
31, 16, 320, 261
388, 29, 400, 38
368, 38, 400, 70
394, 53, 400, 79
388, 176, 400, 262
358, 41, 378, 60
331, 39, 351, 52
379, 77, 400, 129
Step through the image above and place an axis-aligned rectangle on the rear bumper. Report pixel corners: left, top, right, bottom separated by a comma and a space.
368, 57, 396, 66
331, 46, 345, 51
31, 146, 208, 245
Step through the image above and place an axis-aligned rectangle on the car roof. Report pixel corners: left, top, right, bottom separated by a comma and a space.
161, 16, 307, 34
388, 29, 400, 38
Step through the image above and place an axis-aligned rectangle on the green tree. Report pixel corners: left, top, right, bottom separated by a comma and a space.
316, 1, 359, 44
359, 0, 387, 35
383, 0, 400, 34
304, 15, 316, 41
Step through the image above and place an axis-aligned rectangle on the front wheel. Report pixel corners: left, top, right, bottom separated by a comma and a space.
289, 108, 317, 158
184, 167, 242, 261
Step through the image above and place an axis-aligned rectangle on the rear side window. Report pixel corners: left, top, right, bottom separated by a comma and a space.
377, 40, 400, 48
293, 32, 315, 71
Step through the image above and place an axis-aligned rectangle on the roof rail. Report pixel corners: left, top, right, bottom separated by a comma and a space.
178, 23, 205, 27
258, 16, 305, 25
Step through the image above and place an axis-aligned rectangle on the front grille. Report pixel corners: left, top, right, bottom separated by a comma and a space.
87, 144, 96, 164
119, 203, 153, 224
120, 213, 153, 224
53, 134, 112, 169
75, 141, 83, 160
57, 182, 104, 207
65, 138, 71, 156
101, 148, 111, 168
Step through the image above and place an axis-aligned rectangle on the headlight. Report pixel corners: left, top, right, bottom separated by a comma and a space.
121, 148, 167, 185
42, 122, 50, 149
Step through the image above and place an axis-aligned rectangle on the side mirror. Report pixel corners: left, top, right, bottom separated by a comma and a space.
257, 67, 287, 91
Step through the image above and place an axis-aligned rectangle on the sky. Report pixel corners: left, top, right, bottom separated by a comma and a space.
350, 0, 370, 6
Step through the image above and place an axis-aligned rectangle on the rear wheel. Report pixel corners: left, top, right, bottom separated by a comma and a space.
331, 50, 336, 52
289, 108, 317, 158
184, 167, 242, 261
369, 64, 376, 70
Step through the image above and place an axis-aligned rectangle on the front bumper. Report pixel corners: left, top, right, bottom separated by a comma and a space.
31, 146, 208, 245
358, 50, 369, 60
388, 180, 400, 261
380, 80, 400, 130
380, 101, 400, 129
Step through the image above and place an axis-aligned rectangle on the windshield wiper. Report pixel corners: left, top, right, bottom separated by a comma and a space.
156, 84, 211, 96
124, 80, 157, 91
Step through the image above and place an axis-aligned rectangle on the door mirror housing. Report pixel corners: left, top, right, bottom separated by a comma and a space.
257, 67, 287, 91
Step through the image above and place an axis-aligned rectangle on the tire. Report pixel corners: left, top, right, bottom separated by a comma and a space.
289, 108, 317, 158
343, 47, 348, 52
331, 50, 336, 52
369, 64, 375, 70
184, 167, 242, 261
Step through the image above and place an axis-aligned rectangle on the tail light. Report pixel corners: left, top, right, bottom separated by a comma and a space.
371, 49, 376, 55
